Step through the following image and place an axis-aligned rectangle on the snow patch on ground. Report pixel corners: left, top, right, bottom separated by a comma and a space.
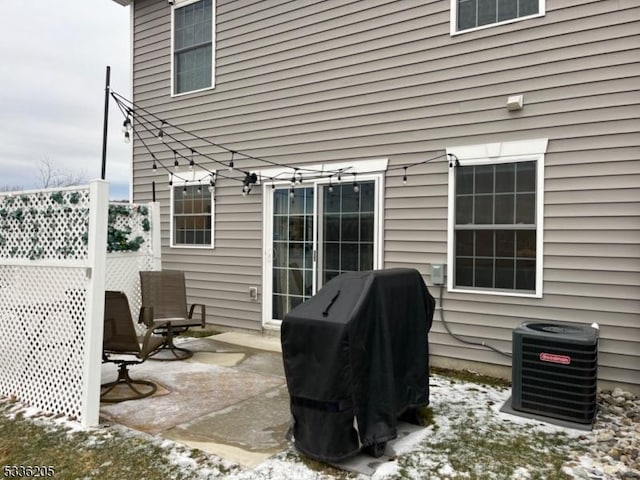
511, 466, 531, 479
370, 460, 400, 480
390, 425, 433, 456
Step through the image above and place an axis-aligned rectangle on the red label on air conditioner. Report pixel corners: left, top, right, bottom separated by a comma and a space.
539, 352, 571, 365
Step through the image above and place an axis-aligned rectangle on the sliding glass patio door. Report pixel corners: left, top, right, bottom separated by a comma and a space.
271, 187, 315, 320
318, 181, 375, 287
265, 177, 380, 325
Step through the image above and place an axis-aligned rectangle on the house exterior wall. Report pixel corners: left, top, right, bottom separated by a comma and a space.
129, 0, 640, 390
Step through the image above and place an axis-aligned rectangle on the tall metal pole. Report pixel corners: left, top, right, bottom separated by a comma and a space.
100, 66, 111, 180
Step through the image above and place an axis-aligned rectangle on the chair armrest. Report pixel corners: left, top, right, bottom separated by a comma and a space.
138, 306, 155, 326
140, 320, 170, 358
188, 303, 206, 328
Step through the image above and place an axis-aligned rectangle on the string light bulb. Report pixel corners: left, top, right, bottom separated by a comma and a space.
189, 149, 195, 170
157, 122, 166, 142
123, 115, 131, 142
403, 166, 408, 185
208, 174, 215, 192
152, 154, 157, 171
289, 187, 295, 200
182, 185, 188, 196
173, 150, 179, 171
169, 174, 173, 187
353, 173, 359, 193
228, 151, 235, 172
328, 178, 334, 193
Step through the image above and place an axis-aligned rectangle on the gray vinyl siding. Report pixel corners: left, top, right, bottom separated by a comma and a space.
130, 0, 640, 389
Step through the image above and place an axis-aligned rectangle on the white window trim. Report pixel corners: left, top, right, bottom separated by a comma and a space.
446, 138, 547, 298
257, 158, 389, 184
169, 170, 216, 249
261, 159, 387, 330
450, 0, 545, 36
170, 0, 216, 97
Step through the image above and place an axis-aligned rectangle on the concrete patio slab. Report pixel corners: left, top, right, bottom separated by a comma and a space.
234, 350, 286, 379
214, 331, 282, 353
100, 336, 286, 439
187, 351, 246, 367
164, 384, 291, 468
174, 336, 244, 353
99, 331, 427, 475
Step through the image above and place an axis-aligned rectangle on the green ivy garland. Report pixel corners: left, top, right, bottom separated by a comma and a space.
0, 191, 150, 259
107, 205, 146, 253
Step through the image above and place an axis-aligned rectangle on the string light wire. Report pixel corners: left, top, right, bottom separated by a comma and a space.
114, 91, 459, 196
111, 90, 345, 177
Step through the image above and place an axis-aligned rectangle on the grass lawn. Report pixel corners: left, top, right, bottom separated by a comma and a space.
0, 398, 238, 480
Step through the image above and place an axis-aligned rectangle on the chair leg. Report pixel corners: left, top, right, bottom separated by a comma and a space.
148, 330, 193, 361
100, 363, 157, 403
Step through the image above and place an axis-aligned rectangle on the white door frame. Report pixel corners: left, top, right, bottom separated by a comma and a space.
261, 159, 387, 329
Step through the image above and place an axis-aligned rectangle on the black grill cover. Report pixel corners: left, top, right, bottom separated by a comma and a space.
281, 268, 435, 462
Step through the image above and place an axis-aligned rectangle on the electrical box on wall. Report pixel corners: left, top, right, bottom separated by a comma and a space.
431, 264, 445, 285
249, 286, 258, 301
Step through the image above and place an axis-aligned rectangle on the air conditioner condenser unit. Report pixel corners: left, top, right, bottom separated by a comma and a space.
511, 321, 598, 427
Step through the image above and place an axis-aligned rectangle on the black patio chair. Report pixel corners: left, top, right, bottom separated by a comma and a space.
101, 291, 168, 403
139, 270, 206, 361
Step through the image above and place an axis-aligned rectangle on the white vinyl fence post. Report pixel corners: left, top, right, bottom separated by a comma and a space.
80, 180, 109, 427
149, 201, 162, 271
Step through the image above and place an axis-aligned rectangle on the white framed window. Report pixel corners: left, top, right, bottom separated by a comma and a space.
446, 139, 547, 298
451, 0, 545, 35
170, 172, 215, 248
171, 0, 215, 96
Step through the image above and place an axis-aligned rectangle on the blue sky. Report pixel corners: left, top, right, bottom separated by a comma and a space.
0, 1, 131, 200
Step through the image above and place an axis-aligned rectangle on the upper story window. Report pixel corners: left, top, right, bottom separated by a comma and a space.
171, 178, 215, 248
452, 0, 544, 34
446, 139, 547, 297
172, 0, 215, 95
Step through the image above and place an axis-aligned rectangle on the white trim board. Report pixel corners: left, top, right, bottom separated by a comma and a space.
257, 158, 389, 184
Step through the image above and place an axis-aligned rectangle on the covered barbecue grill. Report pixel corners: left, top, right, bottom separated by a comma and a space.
281, 268, 435, 462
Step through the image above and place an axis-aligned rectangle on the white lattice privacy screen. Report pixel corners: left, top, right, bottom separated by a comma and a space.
105, 202, 161, 334
0, 266, 89, 416
0, 182, 109, 426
